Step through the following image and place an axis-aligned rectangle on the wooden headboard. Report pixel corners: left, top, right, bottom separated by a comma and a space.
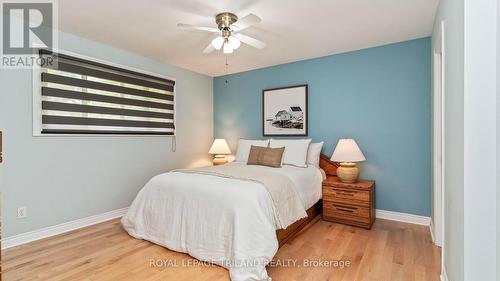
319, 153, 338, 176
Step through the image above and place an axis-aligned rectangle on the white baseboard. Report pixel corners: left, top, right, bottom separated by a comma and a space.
2, 207, 128, 249
440, 267, 449, 281
376, 209, 431, 226
429, 220, 436, 242
2, 207, 430, 250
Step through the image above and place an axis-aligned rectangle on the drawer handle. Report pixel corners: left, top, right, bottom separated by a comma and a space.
332, 204, 358, 210
336, 191, 355, 196
336, 208, 355, 213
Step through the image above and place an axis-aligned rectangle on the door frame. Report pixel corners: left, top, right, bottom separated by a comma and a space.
432, 20, 445, 276
432, 20, 445, 248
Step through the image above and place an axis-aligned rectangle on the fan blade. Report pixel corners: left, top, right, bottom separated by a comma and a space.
177, 23, 219, 33
231, 13, 261, 32
234, 33, 266, 49
203, 42, 215, 54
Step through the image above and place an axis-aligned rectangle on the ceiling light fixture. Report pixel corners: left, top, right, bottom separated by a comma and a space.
177, 12, 266, 54
223, 42, 233, 54
227, 36, 240, 50
211, 34, 240, 54
211, 37, 225, 50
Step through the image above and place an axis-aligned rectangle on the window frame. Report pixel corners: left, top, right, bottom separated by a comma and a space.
32, 47, 176, 137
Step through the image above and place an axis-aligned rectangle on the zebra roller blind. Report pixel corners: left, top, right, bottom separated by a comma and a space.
38, 49, 175, 135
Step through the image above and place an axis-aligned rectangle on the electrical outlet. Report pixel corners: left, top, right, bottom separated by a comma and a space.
17, 206, 27, 219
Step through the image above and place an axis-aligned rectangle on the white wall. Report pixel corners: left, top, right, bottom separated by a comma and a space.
0, 30, 213, 237
433, 0, 499, 280
463, 0, 497, 280
497, 0, 500, 279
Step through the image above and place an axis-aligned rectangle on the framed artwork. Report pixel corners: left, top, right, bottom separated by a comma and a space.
262, 84, 308, 136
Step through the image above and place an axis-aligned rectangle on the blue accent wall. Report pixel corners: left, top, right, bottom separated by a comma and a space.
214, 38, 431, 216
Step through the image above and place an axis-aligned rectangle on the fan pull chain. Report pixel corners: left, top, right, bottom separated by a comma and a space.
225, 56, 229, 84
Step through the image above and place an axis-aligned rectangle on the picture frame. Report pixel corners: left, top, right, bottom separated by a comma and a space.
262, 84, 308, 136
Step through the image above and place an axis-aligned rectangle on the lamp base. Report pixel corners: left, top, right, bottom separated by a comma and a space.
213, 155, 228, 166
336, 162, 359, 183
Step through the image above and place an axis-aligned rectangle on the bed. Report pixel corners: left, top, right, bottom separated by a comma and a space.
122, 153, 337, 281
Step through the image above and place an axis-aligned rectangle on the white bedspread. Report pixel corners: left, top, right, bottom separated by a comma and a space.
173, 164, 307, 229
121, 162, 323, 281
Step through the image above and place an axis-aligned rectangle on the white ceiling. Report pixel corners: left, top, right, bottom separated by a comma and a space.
57, 0, 439, 77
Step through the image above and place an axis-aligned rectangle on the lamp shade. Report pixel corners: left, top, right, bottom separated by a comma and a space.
223, 43, 233, 54
211, 36, 224, 50
330, 139, 366, 162
228, 36, 241, 49
209, 139, 231, 155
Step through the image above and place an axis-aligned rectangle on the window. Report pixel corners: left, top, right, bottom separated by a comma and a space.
35, 49, 175, 135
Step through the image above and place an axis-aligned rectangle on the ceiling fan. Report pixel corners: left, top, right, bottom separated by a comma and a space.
178, 12, 267, 54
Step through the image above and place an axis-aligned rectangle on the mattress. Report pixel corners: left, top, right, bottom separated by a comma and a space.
122, 162, 323, 281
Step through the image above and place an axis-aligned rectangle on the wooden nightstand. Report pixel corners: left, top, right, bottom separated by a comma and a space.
322, 176, 375, 229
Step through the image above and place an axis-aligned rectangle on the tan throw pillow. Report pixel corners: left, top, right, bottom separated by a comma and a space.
247, 145, 266, 165
247, 145, 285, 168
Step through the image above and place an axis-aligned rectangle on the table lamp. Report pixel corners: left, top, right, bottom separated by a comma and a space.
209, 139, 231, 165
331, 139, 366, 183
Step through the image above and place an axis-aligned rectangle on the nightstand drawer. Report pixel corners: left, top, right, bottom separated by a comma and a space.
322, 177, 375, 229
323, 187, 370, 203
323, 200, 370, 219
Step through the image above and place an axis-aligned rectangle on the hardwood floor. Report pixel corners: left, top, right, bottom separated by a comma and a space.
2, 218, 440, 281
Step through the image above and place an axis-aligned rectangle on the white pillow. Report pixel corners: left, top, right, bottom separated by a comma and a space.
269, 139, 311, 167
319, 168, 327, 180
307, 142, 324, 167
235, 139, 269, 162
